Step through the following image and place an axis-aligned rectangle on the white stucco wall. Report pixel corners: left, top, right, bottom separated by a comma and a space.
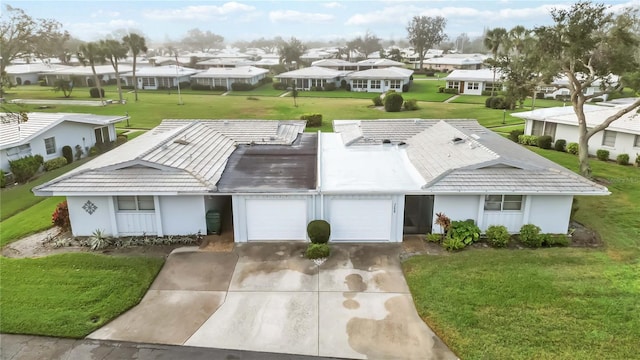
527, 195, 573, 234
67, 196, 115, 236
31, 122, 115, 163
432, 195, 480, 233
537, 122, 639, 159
159, 196, 207, 236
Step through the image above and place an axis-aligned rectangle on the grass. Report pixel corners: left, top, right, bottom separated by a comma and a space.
225, 83, 286, 97
0, 197, 64, 247
0, 253, 164, 338
404, 150, 640, 360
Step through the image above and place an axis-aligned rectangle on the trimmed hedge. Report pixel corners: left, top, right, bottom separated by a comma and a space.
306, 243, 330, 259
403, 99, 419, 111
384, 92, 404, 112
62, 145, 73, 164
509, 129, 524, 143
372, 96, 383, 106
616, 153, 629, 165
273, 82, 287, 90
307, 220, 331, 243
8, 155, 42, 183
0, 170, 5, 188
518, 134, 539, 146
537, 135, 553, 149
567, 142, 579, 155
596, 149, 610, 161
89, 87, 105, 98
43, 157, 68, 171
300, 113, 322, 127
485, 225, 510, 248
231, 82, 255, 91
554, 139, 566, 152
519, 224, 542, 248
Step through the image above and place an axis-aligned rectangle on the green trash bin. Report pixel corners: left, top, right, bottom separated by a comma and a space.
206, 210, 221, 235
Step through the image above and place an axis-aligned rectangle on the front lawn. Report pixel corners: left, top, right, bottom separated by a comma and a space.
404, 150, 640, 359
0, 197, 64, 247
0, 253, 164, 338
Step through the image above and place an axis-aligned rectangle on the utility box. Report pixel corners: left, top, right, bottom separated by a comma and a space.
206, 210, 221, 235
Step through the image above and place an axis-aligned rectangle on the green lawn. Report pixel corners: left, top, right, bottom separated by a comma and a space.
226, 83, 286, 97
0, 253, 164, 338
0, 197, 65, 247
404, 150, 640, 360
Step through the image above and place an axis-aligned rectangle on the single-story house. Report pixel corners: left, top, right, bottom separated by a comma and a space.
4, 63, 72, 86
421, 54, 485, 71
445, 69, 504, 95
274, 67, 351, 90
513, 100, 640, 160
121, 65, 201, 90
195, 58, 256, 69
311, 59, 358, 71
34, 118, 607, 242
191, 66, 269, 90
356, 59, 405, 70
537, 75, 620, 101
346, 67, 413, 93
40, 65, 133, 87
1, 112, 128, 172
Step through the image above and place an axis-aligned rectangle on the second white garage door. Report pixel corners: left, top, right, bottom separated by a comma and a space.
328, 197, 393, 241
245, 198, 307, 241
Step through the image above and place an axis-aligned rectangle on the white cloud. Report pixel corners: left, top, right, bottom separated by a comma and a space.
323, 2, 343, 8
269, 10, 335, 23
90, 10, 120, 18
144, 2, 256, 21
65, 19, 139, 41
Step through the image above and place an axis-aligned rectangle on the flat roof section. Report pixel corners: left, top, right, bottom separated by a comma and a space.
217, 133, 318, 192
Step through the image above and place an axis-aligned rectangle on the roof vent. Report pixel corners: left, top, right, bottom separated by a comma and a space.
452, 137, 465, 144
382, 139, 391, 144
398, 141, 407, 147
173, 139, 190, 145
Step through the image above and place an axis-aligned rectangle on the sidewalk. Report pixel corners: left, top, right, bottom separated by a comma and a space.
0, 334, 341, 360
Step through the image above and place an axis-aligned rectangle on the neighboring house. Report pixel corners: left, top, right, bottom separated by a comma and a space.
513, 100, 640, 160
274, 67, 351, 90
537, 75, 620, 101
195, 58, 255, 69
444, 69, 505, 95
346, 67, 413, 93
311, 59, 358, 71
356, 59, 405, 70
4, 63, 72, 86
421, 54, 486, 71
34, 118, 607, 242
0, 112, 128, 172
40, 65, 133, 87
121, 65, 201, 90
191, 66, 269, 90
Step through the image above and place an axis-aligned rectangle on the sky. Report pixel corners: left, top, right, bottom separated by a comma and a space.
5, 0, 640, 46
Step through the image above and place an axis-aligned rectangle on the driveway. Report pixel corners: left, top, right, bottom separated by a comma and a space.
88, 243, 457, 360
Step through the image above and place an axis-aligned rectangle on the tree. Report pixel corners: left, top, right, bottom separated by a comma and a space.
386, 48, 404, 62
483, 27, 507, 96
182, 28, 224, 53
0, 5, 69, 95
357, 31, 382, 59
496, 26, 541, 109
406, 16, 447, 69
455, 33, 470, 53
122, 33, 148, 101
77, 42, 106, 103
52, 78, 73, 98
278, 37, 305, 70
101, 39, 128, 103
534, 1, 640, 178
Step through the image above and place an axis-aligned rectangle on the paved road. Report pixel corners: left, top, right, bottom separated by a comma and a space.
0, 334, 342, 360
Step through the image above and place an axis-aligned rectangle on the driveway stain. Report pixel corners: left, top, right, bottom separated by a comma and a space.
235, 260, 316, 284
345, 273, 367, 292
342, 292, 360, 309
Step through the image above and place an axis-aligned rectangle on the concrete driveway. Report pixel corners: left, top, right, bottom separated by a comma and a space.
89, 243, 457, 360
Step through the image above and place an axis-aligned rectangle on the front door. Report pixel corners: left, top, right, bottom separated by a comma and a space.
403, 195, 434, 234
459, 81, 465, 94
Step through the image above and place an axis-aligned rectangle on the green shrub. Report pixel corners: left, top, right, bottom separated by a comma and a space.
616, 153, 629, 165
8, 155, 42, 183
519, 224, 542, 248
43, 157, 68, 171
403, 99, 419, 111
438, 86, 445, 93
34, 154, 44, 165
442, 236, 466, 251
485, 225, 510, 248
596, 149, 610, 161
306, 243, 330, 259
231, 82, 255, 91
372, 95, 383, 106
567, 142, 579, 155
635, 153, 640, 167
425, 233, 442, 243
0, 170, 5, 188
51, 201, 71, 231
89, 146, 99, 156
554, 139, 566, 152
509, 129, 524, 142
543, 234, 570, 247
115, 134, 128, 146
485, 96, 510, 109
443, 88, 458, 94
300, 113, 323, 127
89, 87, 104, 98
324, 83, 336, 91
89, 229, 111, 250
537, 135, 553, 149
384, 92, 404, 112
272, 82, 287, 90
62, 145, 73, 164
307, 220, 331, 244
518, 135, 538, 146
449, 220, 481, 246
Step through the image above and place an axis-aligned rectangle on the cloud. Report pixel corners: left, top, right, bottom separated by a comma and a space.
323, 2, 343, 8
144, 2, 256, 21
90, 10, 121, 18
65, 19, 139, 41
269, 10, 335, 23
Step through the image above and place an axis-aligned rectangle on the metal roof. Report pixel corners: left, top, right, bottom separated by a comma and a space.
191, 66, 268, 78
356, 59, 405, 67
40, 65, 133, 75
445, 69, 503, 82
275, 67, 350, 79
0, 112, 128, 150
346, 67, 413, 80
217, 133, 318, 192
5, 63, 72, 74
121, 65, 201, 77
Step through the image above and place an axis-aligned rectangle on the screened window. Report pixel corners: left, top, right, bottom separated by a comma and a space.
117, 196, 155, 211
389, 80, 402, 89
543, 122, 557, 140
467, 82, 479, 90
602, 130, 616, 147
370, 80, 381, 89
141, 77, 156, 87
531, 120, 544, 136
634, 135, 640, 148
157, 77, 173, 87
94, 126, 110, 144
484, 195, 523, 211
352, 79, 367, 89
447, 81, 459, 89
44, 137, 56, 155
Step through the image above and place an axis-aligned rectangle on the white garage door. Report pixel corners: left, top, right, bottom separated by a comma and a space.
245, 198, 307, 241
329, 197, 393, 241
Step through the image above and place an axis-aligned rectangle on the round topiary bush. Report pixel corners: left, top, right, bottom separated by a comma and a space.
307, 220, 331, 244
554, 139, 566, 152
485, 225, 510, 248
306, 243, 330, 259
519, 224, 542, 248
384, 92, 404, 112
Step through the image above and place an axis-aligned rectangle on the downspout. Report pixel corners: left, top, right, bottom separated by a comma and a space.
317, 130, 324, 220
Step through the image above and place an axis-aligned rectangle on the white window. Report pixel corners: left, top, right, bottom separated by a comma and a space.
117, 196, 155, 211
141, 77, 156, 87
352, 79, 367, 89
6, 144, 31, 157
602, 130, 616, 147
447, 81, 459, 89
543, 122, 557, 140
531, 121, 544, 136
634, 135, 640, 148
389, 80, 402, 89
157, 77, 173, 88
94, 127, 110, 144
370, 80, 381, 89
484, 195, 523, 211
467, 82, 479, 90
44, 137, 56, 155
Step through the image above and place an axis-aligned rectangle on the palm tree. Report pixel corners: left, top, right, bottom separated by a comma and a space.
483, 27, 507, 96
122, 33, 147, 101
77, 41, 106, 104
101, 39, 128, 103
277, 37, 305, 70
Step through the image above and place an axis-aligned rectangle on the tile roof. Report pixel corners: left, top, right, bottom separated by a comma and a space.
275, 66, 350, 79
346, 67, 413, 80
191, 66, 268, 78
121, 65, 200, 77
40, 65, 132, 75
445, 69, 503, 82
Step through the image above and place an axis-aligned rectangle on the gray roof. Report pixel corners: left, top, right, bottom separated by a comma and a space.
191, 66, 268, 79
333, 119, 608, 195
346, 67, 413, 80
275, 67, 350, 79
35, 120, 306, 195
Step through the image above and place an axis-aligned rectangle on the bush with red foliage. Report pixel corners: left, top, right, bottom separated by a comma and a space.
52, 201, 71, 231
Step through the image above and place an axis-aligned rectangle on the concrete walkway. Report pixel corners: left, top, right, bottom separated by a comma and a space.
443, 95, 460, 103
88, 244, 458, 360
8, 99, 112, 106
0, 334, 337, 360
